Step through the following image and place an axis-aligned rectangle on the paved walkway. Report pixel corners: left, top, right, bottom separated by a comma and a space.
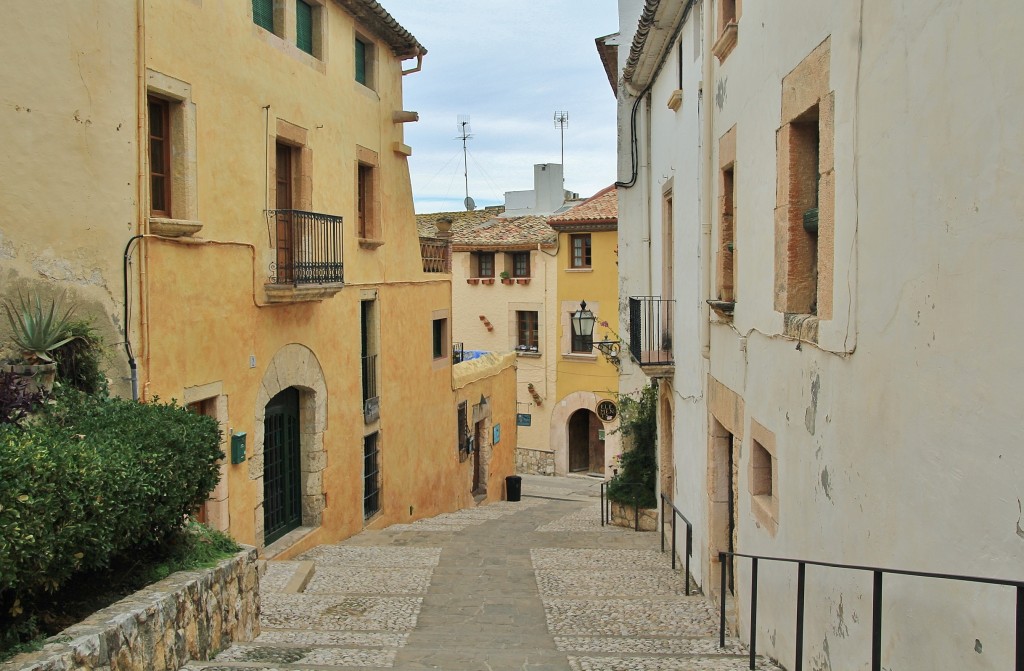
188, 475, 782, 671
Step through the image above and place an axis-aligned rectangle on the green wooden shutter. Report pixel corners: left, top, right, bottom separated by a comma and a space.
252, 0, 273, 32
355, 39, 367, 85
296, 0, 314, 55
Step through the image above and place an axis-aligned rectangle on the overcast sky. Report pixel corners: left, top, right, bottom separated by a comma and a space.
383, 1, 620, 213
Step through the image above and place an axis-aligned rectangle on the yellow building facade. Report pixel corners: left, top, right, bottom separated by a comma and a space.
548, 187, 622, 476
0, 0, 515, 557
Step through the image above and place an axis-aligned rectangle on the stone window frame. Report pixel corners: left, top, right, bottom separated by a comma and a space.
509, 301, 543, 357
431, 308, 450, 370
354, 32, 376, 90
146, 70, 201, 237
774, 37, 835, 344
356, 145, 383, 248
711, 0, 741, 62
183, 381, 229, 532
748, 419, 779, 535
250, 344, 328, 551
717, 125, 737, 306
251, 0, 329, 71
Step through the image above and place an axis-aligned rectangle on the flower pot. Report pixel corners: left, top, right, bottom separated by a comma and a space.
515, 278, 531, 285
5, 362, 57, 395
500, 278, 513, 285
481, 278, 495, 285
467, 278, 480, 285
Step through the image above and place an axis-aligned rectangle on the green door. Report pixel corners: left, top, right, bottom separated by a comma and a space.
264, 388, 301, 544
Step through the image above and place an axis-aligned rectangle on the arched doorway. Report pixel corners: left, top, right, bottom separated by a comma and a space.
263, 388, 301, 544
568, 408, 604, 475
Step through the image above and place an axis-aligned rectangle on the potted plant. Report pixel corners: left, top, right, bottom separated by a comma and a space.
515, 277, 531, 285
3, 291, 78, 394
481, 276, 495, 285
500, 271, 513, 285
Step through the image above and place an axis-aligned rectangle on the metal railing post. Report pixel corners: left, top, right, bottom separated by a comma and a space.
671, 512, 677, 570
1016, 584, 1023, 671
872, 571, 883, 671
684, 522, 691, 596
749, 557, 758, 670
660, 495, 665, 552
719, 551, 727, 648
795, 561, 806, 670
600, 481, 605, 526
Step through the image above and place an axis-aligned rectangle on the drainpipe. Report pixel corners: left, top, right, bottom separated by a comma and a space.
699, 0, 714, 360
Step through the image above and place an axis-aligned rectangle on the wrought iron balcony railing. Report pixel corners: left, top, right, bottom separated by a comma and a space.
362, 353, 379, 423
420, 237, 451, 273
452, 342, 465, 364
628, 296, 674, 367
268, 209, 344, 285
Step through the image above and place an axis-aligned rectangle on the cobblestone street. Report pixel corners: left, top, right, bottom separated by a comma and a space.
187, 476, 782, 671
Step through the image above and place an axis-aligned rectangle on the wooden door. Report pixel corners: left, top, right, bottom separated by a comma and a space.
568, 410, 589, 472
472, 421, 483, 494
275, 143, 294, 282
588, 412, 605, 475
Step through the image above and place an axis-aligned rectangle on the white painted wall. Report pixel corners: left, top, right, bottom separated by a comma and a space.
616, 0, 1024, 669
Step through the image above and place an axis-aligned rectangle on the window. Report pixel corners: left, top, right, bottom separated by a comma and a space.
516, 311, 539, 351
363, 432, 380, 519
252, 0, 274, 32
432, 318, 448, 359
571, 318, 593, 354
475, 252, 495, 278
296, 0, 314, 55
148, 96, 171, 217
457, 401, 469, 462
749, 420, 779, 534
361, 300, 379, 422
512, 252, 530, 278
712, 0, 740, 61
570, 234, 592, 269
719, 150, 736, 304
357, 163, 374, 238
355, 36, 374, 88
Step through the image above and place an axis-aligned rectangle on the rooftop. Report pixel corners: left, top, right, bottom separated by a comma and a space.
337, 0, 426, 59
417, 207, 556, 250
548, 185, 617, 229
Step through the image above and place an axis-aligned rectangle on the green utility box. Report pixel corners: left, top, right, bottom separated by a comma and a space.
231, 432, 247, 464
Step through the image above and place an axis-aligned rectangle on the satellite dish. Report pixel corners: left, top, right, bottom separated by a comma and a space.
464, 196, 476, 211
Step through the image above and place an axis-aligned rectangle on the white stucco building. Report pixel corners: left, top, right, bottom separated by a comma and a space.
611, 1, 1024, 669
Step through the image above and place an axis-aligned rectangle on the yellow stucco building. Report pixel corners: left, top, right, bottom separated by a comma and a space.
0, 0, 516, 557
548, 186, 622, 476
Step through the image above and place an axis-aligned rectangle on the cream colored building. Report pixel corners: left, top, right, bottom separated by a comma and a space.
0, 0, 517, 558
613, 0, 1024, 669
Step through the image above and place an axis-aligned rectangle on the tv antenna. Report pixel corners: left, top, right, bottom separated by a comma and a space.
554, 111, 569, 166
457, 115, 475, 210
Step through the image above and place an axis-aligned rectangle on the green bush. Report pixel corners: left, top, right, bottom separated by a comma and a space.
51, 320, 106, 395
606, 384, 658, 509
0, 389, 222, 624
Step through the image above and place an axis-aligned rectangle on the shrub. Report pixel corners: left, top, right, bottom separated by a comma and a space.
51, 320, 106, 395
606, 384, 658, 509
0, 389, 223, 630
0, 371, 43, 425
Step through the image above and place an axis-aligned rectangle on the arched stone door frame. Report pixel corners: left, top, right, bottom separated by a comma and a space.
551, 390, 621, 476
249, 344, 328, 549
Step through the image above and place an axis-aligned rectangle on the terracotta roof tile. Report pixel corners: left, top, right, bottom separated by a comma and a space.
416, 207, 556, 249
548, 185, 617, 228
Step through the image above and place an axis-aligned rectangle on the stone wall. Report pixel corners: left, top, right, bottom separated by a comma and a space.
609, 501, 658, 531
515, 447, 555, 476
3, 548, 259, 671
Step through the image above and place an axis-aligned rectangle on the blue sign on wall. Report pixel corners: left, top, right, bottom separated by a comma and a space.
516, 413, 532, 427
493, 424, 501, 444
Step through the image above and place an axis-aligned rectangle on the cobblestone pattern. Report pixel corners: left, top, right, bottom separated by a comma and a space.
213, 644, 395, 667
2, 549, 260, 671
536, 568, 690, 597
261, 594, 422, 631
555, 637, 745, 654
516, 447, 555, 475
568, 655, 785, 670
537, 505, 631, 532
384, 499, 549, 532
254, 631, 407, 648
543, 598, 719, 637
297, 546, 441, 567
260, 561, 302, 593
304, 567, 433, 595
531, 548, 669, 570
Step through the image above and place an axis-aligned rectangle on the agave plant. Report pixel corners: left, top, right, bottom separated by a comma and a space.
2, 291, 79, 364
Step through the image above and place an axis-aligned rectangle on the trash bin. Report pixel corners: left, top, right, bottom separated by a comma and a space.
505, 475, 522, 502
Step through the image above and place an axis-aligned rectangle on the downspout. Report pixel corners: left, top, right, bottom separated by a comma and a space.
127, 0, 146, 400
699, 0, 714, 359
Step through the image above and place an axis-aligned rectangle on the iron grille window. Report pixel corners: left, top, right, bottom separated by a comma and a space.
571, 319, 593, 353
571, 234, 592, 268
512, 252, 531, 277
296, 0, 314, 55
252, 0, 274, 32
477, 252, 495, 277
363, 432, 381, 519
148, 96, 171, 216
516, 311, 539, 351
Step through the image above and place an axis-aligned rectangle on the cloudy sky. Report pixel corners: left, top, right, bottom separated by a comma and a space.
382, 1, 620, 213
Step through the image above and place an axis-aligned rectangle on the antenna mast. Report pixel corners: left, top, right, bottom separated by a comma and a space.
457, 115, 475, 210
553, 111, 569, 167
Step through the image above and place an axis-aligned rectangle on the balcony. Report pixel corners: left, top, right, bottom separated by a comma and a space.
265, 209, 344, 303
628, 296, 674, 375
420, 237, 451, 274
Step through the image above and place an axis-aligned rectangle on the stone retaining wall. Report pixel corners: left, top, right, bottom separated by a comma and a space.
609, 501, 658, 531
3, 547, 260, 671
515, 447, 555, 476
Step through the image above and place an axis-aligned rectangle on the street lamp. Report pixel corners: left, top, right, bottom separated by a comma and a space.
573, 300, 621, 360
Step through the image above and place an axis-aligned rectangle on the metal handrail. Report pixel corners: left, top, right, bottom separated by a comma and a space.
718, 549, 1024, 671
266, 209, 344, 285
659, 493, 693, 595
599, 479, 649, 532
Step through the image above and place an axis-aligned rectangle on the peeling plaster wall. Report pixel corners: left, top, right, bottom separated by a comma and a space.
0, 2, 137, 395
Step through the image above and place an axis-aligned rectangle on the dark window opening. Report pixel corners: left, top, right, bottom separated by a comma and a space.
148, 96, 171, 217
363, 432, 380, 519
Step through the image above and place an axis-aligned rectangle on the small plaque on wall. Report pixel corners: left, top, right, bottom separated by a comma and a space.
493, 424, 501, 444
597, 400, 618, 422
516, 413, 532, 427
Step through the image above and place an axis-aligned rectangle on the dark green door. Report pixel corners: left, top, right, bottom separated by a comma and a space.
264, 388, 301, 544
